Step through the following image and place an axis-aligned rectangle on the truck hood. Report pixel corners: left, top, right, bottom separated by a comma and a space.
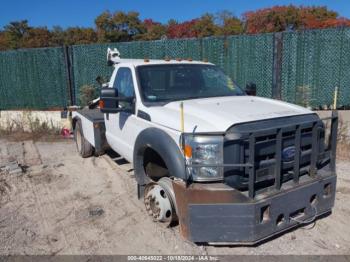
144, 96, 314, 133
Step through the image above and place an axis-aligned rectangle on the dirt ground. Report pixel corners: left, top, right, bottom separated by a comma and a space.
0, 138, 349, 255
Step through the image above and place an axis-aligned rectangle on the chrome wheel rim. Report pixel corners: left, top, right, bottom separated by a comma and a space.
144, 183, 173, 224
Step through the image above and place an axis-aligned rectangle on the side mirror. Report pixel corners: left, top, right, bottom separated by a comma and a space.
100, 88, 118, 113
245, 82, 257, 96
99, 88, 133, 113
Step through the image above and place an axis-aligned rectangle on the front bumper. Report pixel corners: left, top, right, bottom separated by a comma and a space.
172, 174, 336, 245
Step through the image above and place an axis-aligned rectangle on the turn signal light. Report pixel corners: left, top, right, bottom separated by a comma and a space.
99, 100, 105, 108
184, 144, 192, 158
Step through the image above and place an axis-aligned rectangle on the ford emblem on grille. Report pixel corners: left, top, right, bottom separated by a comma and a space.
282, 146, 296, 162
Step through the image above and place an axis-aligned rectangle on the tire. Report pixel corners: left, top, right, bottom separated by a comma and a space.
143, 177, 178, 226
74, 120, 93, 158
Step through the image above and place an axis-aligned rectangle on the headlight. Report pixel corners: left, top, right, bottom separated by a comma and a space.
183, 135, 224, 182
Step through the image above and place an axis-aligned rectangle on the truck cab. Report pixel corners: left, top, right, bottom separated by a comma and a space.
72, 48, 338, 245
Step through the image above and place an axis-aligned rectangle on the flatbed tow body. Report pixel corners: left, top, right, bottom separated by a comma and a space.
72, 109, 107, 154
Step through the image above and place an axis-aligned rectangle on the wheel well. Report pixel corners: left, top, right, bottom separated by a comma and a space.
143, 147, 169, 181
72, 117, 79, 130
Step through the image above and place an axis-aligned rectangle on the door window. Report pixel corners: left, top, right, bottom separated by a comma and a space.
113, 67, 135, 109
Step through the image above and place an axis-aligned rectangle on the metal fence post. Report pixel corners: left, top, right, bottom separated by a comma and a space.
330, 111, 338, 174
63, 45, 75, 106
272, 32, 283, 100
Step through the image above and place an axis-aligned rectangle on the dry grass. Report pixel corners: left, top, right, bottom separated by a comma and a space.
322, 113, 350, 160
0, 114, 64, 142
337, 144, 350, 160
336, 118, 350, 160
79, 85, 98, 106
0, 131, 64, 142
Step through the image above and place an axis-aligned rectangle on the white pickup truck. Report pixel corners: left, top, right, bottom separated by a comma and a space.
72, 48, 338, 245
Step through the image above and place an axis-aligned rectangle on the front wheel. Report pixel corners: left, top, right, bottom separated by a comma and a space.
74, 120, 93, 158
144, 177, 178, 226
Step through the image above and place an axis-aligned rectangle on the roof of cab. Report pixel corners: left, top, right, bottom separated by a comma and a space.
107, 48, 213, 67
113, 58, 214, 67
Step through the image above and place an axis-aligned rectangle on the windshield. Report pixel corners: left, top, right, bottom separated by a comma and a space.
137, 64, 244, 103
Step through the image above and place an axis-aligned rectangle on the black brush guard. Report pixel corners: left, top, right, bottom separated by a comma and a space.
242, 111, 337, 198
175, 112, 338, 244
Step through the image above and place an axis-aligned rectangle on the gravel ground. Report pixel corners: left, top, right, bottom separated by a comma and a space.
0, 139, 349, 255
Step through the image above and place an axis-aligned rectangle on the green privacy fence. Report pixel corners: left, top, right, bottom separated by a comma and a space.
225, 34, 274, 98
0, 27, 350, 110
70, 38, 202, 103
71, 35, 274, 102
281, 27, 350, 107
0, 47, 69, 109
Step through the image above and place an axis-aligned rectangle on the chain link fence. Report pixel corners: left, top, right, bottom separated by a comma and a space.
0, 27, 349, 110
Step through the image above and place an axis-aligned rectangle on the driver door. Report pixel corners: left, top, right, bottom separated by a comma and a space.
104, 66, 138, 161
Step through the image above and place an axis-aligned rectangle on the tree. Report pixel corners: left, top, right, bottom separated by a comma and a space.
50, 26, 66, 46
321, 17, 350, 28
166, 12, 242, 39
299, 7, 350, 29
21, 27, 51, 48
0, 6, 349, 51
0, 31, 9, 50
222, 17, 243, 35
139, 19, 166, 40
167, 19, 198, 38
243, 5, 350, 34
167, 19, 177, 27
95, 11, 145, 42
3, 20, 30, 49
193, 13, 221, 37
95, 11, 114, 42
63, 27, 97, 45
216, 10, 243, 35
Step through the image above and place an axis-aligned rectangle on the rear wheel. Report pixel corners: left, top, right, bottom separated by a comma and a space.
74, 120, 93, 158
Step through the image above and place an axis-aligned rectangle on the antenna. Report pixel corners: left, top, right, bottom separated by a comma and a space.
180, 102, 184, 133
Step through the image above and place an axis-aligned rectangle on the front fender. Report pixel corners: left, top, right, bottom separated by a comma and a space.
133, 128, 186, 185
